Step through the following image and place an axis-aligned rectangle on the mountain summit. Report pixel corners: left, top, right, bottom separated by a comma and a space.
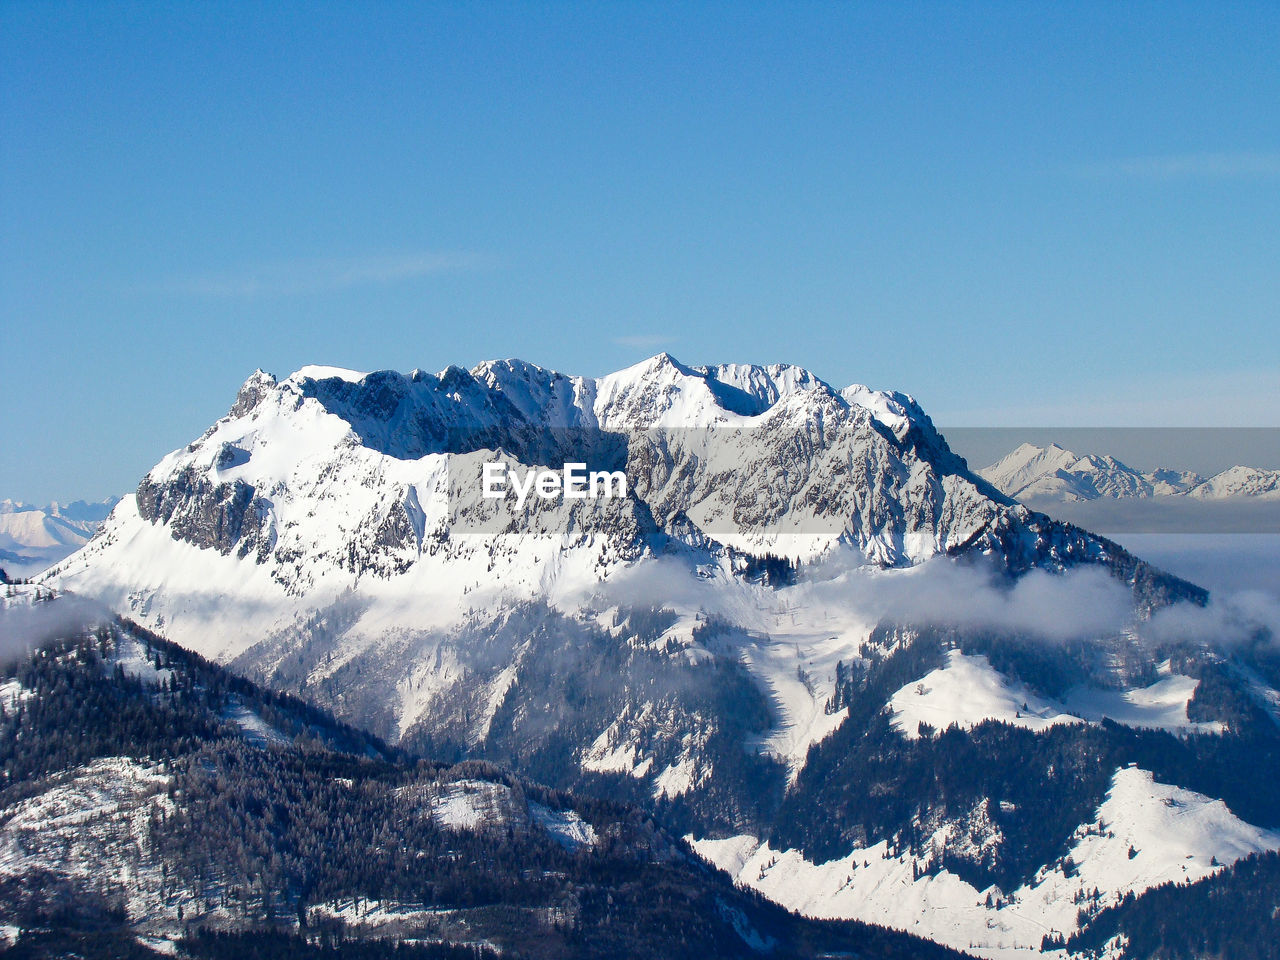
53, 355, 1196, 650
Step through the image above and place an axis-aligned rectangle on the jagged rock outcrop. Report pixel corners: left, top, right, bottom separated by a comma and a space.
96, 355, 1202, 607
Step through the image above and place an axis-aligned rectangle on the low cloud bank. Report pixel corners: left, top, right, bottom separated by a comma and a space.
590, 550, 1137, 642
1142, 590, 1280, 648
0, 593, 109, 662
801, 557, 1135, 642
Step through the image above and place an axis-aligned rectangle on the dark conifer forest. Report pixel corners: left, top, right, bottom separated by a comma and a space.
0, 616, 974, 960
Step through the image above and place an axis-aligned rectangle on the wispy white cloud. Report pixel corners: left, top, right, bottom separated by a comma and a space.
1143, 588, 1280, 649
613, 334, 677, 349
1079, 151, 1280, 180
587, 551, 1135, 643
0, 594, 110, 660
160, 250, 494, 297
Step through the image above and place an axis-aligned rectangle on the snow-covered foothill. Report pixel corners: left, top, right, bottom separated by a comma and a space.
889, 650, 1081, 739
889, 651, 1225, 740
693, 766, 1280, 959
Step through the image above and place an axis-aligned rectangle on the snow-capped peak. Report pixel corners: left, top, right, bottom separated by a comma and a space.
48, 355, 1205, 667
290, 364, 369, 383
979, 441, 1277, 504
1185, 464, 1280, 500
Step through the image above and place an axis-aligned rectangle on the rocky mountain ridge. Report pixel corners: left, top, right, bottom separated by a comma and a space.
57, 355, 1202, 618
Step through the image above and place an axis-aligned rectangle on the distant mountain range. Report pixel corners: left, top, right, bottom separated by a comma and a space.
977, 442, 1280, 505
0, 498, 119, 579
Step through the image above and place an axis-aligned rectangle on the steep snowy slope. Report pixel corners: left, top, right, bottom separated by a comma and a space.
51, 356, 1198, 650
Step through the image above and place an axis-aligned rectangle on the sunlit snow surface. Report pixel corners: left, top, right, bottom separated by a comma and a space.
112, 633, 175, 687
528, 801, 597, 851
0, 678, 33, 709
889, 650, 1224, 739
694, 766, 1280, 959
292, 365, 370, 383
426, 779, 514, 831
417, 779, 597, 851
581, 712, 658, 779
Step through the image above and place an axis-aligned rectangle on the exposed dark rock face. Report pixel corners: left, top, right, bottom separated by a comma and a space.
136, 467, 274, 561
228, 369, 278, 418
956, 509, 1207, 609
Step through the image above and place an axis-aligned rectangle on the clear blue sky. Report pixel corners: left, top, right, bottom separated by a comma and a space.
3, 1, 1278, 502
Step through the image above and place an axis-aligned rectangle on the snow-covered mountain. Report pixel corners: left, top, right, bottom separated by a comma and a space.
45, 354, 1280, 959
698, 765, 1280, 953
51, 356, 1196, 647
978, 441, 1280, 504
0, 497, 118, 579
1184, 462, 1280, 500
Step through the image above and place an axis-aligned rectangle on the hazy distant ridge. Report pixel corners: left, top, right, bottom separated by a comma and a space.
0, 497, 119, 578
978, 442, 1280, 504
